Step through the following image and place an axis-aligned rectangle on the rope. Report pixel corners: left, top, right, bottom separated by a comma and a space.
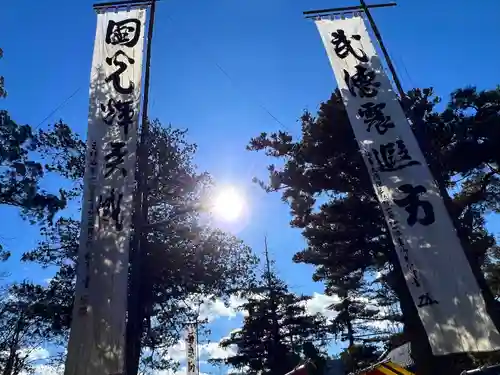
35, 86, 83, 129
164, 13, 292, 134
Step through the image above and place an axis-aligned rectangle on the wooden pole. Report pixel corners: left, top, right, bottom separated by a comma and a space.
126, 1, 157, 375
358, 0, 405, 100
356, 7, 439, 371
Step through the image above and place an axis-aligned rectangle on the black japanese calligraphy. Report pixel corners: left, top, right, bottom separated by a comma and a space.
100, 98, 134, 137
344, 65, 380, 98
394, 184, 435, 227
98, 188, 124, 231
358, 102, 395, 135
373, 140, 421, 171
89, 141, 98, 178
105, 142, 127, 178
89, 141, 98, 165
105, 19, 141, 47
396, 236, 409, 261
417, 293, 438, 308
409, 266, 421, 288
330, 29, 368, 62
187, 363, 196, 373
105, 50, 135, 95
84, 251, 91, 288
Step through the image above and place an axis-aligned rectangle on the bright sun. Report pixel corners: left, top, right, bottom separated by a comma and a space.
212, 186, 245, 222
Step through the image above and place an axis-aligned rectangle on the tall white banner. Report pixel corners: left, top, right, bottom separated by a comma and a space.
186, 324, 199, 375
65, 7, 147, 375
315, 16, 500, 355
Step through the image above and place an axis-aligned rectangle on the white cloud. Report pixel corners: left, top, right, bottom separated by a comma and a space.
17, 347, 62, 375
304, 292, 340, 320
153, 367, 210, 375
165, 339, 237, 363
166, 340, 188, 362
31, 365, 63, 375
188, 295, 247, 323
199, 342, 236, 360
228, 328, 241, 336
227, 366, 250, 375
19, 347, 50, 362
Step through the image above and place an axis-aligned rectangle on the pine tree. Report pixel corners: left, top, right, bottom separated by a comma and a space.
213, 240, 327, 375
0, 48, 85, 256
0, 282, 68, 375
22, 120, 258, 375
247, 87, 500, 374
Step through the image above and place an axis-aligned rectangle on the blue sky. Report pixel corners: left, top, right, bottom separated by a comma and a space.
2, 0, 500, 373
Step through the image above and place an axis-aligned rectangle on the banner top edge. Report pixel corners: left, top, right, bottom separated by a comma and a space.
309, 12, 365, 21
93, 0, 152, 11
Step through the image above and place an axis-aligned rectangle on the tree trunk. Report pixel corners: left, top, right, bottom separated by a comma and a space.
3, 317, 22, 375
382, 97, 499, 374
386, 248, 437, 375
344, 300, 355, 348
125, 273, 151, 375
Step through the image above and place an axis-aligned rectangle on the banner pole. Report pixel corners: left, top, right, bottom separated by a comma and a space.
357, 7, 437, 374
358, 0, 405, 100
126, 0, 156, 374
306, 3, 500, 373
359, 2, 500, 354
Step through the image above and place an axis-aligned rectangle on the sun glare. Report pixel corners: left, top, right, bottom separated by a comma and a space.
212, 186, 245, 222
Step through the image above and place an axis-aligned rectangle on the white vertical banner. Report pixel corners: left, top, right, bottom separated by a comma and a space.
65, 7, 147, 375
315, 16, 500, 355
186, 324, 199, 375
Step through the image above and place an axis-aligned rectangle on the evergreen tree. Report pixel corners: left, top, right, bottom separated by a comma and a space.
213, 244, 327, 375
22, 120, 258, 375
0, 282, 68, 375
338, 344, 381, 374
0, 48, 85, 256
247, 87, 500, 373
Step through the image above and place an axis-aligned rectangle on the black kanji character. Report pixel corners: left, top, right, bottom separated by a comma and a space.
409, 265, 421, 288
84, 252, 91, 288
394, 184, 435, 226
358, 102, 395, 135
373, 140, 421, 171
417, 292, 438, 308
344, 65, 380, 98
100, 98, 134, 137
105, 50, 135, 95
104, 142, 127, 178
330, 29, 368, 62
98, 188, 123, 231
187, 363, 196, 372
105, 19, 141, 47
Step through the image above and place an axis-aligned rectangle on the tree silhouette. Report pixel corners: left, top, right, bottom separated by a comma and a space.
248, 86, 500, 373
